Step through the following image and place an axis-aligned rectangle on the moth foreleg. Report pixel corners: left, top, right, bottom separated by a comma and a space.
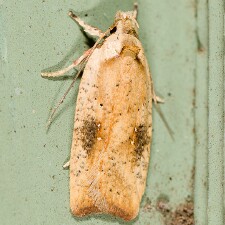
68, 11, 104, 37
41, 48, 92, 78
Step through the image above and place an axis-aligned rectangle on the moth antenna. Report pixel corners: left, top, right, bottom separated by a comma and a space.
133, 2, 138, 19
47, 67, 84, 129
154, 104, 174, 140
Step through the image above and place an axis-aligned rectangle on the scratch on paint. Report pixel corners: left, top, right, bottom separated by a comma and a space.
0, 9, 7, 63
0, 36, 7, 63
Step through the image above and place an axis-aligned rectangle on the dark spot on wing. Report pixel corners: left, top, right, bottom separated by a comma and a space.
80, 118, 99, 153
135, 125, 150, 159
110, 26, 117, 34
127, 28, 138, 38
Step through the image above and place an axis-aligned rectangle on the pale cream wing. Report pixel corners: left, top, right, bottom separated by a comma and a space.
70, 34, 152, 221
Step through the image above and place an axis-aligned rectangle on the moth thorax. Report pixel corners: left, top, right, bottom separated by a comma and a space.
117, 19, 139, 38
115, 11, 139, 37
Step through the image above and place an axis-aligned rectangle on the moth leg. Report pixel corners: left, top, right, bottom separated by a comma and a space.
152, 90, 164, 104
63, 160, 70, 169
41, 48, 92, 78
153, 93, 164, 104
68, 11, 104, 37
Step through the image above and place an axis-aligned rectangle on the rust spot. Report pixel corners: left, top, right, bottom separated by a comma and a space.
134, 125, 150, 159
80, 118, 99, 154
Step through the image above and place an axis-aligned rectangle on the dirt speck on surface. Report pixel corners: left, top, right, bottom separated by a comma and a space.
142, 197, 152, 212
157, 199, 194, 225
156, 197, 171, 216
169, 202, 194, 225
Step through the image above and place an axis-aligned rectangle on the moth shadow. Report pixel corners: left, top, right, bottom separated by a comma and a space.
71, 212, 140, 225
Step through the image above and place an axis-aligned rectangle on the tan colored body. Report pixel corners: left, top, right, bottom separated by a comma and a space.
70, 18, 153, 221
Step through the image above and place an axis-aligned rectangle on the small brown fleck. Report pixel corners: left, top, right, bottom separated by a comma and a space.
142, 197, 152, 212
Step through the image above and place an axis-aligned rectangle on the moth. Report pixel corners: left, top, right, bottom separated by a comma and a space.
42, 3, 157, 221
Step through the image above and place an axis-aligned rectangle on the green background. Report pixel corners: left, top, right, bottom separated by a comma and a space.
1, 0, 223, 224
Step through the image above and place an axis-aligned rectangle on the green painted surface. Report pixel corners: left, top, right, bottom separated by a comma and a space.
0, 0, 211, 224
208, 0, 224, 225
194, 0, 208, 224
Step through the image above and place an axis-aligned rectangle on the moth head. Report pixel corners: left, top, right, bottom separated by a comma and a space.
114, 11, 139, 37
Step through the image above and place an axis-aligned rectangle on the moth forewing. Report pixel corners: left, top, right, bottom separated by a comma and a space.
69, 11, 153, 221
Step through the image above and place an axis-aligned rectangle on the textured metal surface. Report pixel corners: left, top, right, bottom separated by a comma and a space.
0, 0, 210, 224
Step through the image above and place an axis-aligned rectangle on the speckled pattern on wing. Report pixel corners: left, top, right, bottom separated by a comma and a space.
70, 15, 153, 221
